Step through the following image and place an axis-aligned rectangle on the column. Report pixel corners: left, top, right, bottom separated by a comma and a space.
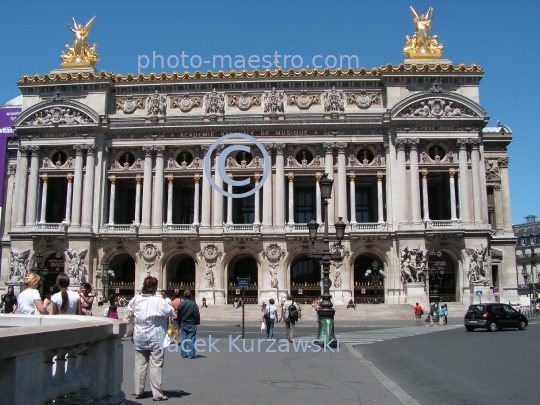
253, 174, 260, 224
39, 175, 48, 223
82, 145, 96, 227
497, 157, 512, 231
226, 174, 233, 224
377, 173, 385, 223
449, 170, 457, 220
213, 148, 224, 228
262, 144, 273, 230
108, 177, 116, 224
166, 176, 173, 225
469, 139, 483, 224
92, 134, 105, 234
14, 146, 29, 227
457, 139, 472, 223
315, 173, 322, 223
71, 145, 84, 226
25, 146, 40, 226
193, 175, 200, 225
349, 174, 356, 223
395, 139, 408, 224
422, 170, 430, 221
323, 143, 335, 224
65, 175, 73, 222
152, 146, 165, 228
408, 139, 422, 225
141, 146, 153, 229
287, 173, 294, 224
275, 143, 285, 229
134, 176, 142, 225
6, 164, 17, 233
336, 142, 348, 222
200, 147, 211, 229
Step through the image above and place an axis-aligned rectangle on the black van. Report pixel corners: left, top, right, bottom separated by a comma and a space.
464, 303, 528, 332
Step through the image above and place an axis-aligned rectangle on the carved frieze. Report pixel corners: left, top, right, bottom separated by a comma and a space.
24, 106, 93, 126
42, 156, 74, 169
287, 91, 320, 110
147, 90, 167, 117
485, 159, 501, 180
399, 98, 476, 118
346, 92, 381, 109
138, 243, 162, 275
115, 95, 145, 114
228, 93, 261, 111
9, 249, 30, 283
323, 87, 345, 112
170, 94, 202, 112
264, 88, 284, 116
167, 156, 200, 169
399, 246, 427, 285
204, 89, 225, 114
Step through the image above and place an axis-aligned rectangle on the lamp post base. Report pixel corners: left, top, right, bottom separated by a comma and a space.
315, 304, 338, 348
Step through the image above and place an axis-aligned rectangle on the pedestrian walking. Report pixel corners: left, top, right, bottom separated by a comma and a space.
106, 293, 119, 319
414, 302, 423, 326
429, 303, 436, 326
278, 303, 285, 323
443, 304, 448, 325
128, 276, 174, 401
51, 274, 82, 315
177, 290, 200, 359
18, 273, 50, 315
281, 291, 287, 305
79, 282, 95, 316
170, 292, 182, 341
263, 298, 278, 339
161, 290, 171, 305
1, 286, 18, 314
283, 294, 299, 342
201, 297, 208, 308
438, 305, 445, 325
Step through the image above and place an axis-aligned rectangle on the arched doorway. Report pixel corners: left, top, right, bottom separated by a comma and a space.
353, 255, 385, 304
108, 253, 136, 300
290, 257, 321, 304
42, 251, 66, 297
227, 256, 258, 304
167, 255, 196, 298
431, 251, 456, 302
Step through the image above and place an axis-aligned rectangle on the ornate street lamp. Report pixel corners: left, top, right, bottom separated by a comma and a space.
96, 262, 115, 300
365, 260, 385, 304
530, 250, 537, 307
308, 173, 344, 348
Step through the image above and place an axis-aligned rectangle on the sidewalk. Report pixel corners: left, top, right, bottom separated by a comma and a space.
122, 332, 410, 405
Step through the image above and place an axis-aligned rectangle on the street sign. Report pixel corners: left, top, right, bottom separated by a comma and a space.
237, 278, 249, 287
361, 288, 366, 294
174, 289, 179, 293
298, 289, 303, 295
235, 289, 240, 295
476, 290, 483, 296
115, 288, 119, 293
493, 287, 499, 293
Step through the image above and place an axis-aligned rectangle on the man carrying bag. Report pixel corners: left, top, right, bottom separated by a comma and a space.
283, 294, 299, 342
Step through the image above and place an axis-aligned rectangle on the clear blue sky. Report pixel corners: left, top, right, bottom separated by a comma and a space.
1, 0, 538, 225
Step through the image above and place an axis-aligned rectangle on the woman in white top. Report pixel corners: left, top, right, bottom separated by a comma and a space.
51, 273, 82, 315
18, 273, 50, 315
263, 298, 278, 339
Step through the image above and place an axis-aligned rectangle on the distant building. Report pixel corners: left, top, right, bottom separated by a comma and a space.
513, 215, 539, 303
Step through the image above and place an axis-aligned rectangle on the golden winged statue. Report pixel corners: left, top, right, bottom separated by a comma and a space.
403, 6, 443, 59
60, 16, 99, 68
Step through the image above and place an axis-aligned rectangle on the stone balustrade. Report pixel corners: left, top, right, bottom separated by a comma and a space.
0, 315, 126, 405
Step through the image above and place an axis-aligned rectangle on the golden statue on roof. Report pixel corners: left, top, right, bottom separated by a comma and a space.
403, 6, 443, 59
60, 16, 99, 69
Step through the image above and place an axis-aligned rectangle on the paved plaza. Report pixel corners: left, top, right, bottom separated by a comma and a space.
121, 317, 535, 405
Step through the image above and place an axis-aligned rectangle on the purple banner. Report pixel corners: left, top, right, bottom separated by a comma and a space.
0, 107, 21, 209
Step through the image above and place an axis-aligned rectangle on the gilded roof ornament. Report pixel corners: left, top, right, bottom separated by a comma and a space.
60, 16, 99, 69
403, 6, 443, 60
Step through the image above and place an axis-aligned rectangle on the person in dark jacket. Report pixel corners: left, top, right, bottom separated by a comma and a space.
177, 290, 200, 359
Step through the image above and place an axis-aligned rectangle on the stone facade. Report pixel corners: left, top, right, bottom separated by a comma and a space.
1, 61, 518, 306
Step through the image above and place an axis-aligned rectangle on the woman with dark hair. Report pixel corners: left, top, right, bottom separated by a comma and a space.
127, 276, 174, 401
107, 293, 119, 319
79, 282, 95, 316
1, 285, 18, 314
263, 298, 278, 339
51, 273, 82, 315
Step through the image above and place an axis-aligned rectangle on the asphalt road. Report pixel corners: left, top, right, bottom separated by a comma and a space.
356, 320, 540, 405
